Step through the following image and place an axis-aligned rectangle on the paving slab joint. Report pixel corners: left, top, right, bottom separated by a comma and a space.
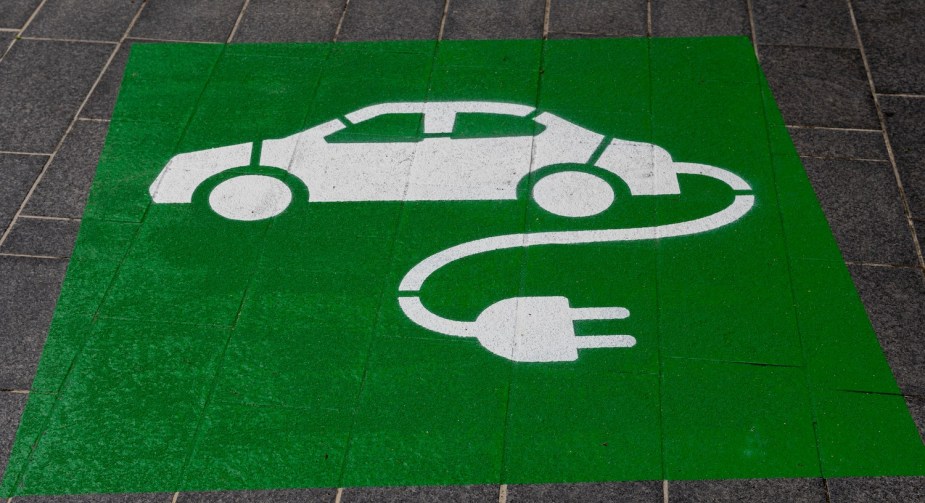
227, 0, 251, 43
19, 36, 118, 45
846, 0, 925, 271
0, 0, 146, 251
332, 0, 351, 42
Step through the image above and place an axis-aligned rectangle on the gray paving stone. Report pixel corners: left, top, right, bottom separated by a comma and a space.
337, 0, 443, 41
759, 45, 878, 129
826, 477, 925, 503
341, 486, 497, 502
0, 256, 68, 390
24, 120, 107, 219
80, 39, 154, 120
669, 478, 826, 502
0, 31, 14, 51
752, 0, 856, 48
651, 0, 750, 38
443, 0, 544, 40
906, 394, 925, 441
548, 0, 647, 38
916, 219, 925, 253
0, 392, 28, 485
848, 265, 925, 396
231, 0, 343, 42
0, 0, 41, 29
0, 39, 112, 153
507, 482, 662, 502
24, 0, 141, 41
880, 96, 925, 219
786, 127, 888, 161
0, 32, 14, 54
129, 0, 246, 42
803, 158, 918, 266
0, 218, 80, 257
0, 154, 46, 233
12, 493, 174, 502
176, 488, 336, 502
853, 0, 925, 95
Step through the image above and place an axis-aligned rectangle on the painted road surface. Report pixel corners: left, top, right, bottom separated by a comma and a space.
2, 37, 924, 496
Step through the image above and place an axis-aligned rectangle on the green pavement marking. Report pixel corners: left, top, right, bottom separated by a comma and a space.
3, 37, 924, 496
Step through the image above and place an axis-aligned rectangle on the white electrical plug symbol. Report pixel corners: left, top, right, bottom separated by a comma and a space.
400, 296, 635, 362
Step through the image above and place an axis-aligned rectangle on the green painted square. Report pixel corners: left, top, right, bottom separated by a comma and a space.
662, 358, 820, 479
342, 337, 509, 487
5, 320, 229, 495
3, 37, 923, 497
814, 389, 925, 477
503, 368, 662, 483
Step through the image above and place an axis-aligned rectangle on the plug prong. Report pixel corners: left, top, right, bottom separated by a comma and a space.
574, 335, 637, 348
570, 306, 630, 320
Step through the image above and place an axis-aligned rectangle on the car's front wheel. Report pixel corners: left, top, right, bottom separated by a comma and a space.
208, 174, 293, 221
531, 170, 615, 217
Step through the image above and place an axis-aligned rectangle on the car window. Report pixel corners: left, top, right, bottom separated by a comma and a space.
326, 112, 544, 143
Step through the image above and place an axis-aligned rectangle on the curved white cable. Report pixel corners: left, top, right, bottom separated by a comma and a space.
398, 194, 755, 292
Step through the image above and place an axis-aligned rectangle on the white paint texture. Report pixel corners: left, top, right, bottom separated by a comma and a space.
532, 171, 615, 217
150, 142, 252, 203
208, 175, 292, 221
400, 296, 634, 362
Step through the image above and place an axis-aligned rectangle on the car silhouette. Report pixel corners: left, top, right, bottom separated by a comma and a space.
149, 101, 745, 221
148, 100, 754, 362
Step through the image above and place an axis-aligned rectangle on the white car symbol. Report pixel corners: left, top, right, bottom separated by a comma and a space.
149, 101, 713, 221
149, 100, 755, 363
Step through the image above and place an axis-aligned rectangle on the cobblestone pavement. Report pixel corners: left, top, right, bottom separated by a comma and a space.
1, 0, 924, 501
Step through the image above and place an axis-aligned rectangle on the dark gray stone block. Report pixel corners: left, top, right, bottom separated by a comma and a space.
24, 120, 107, 219
827, 477, 925, 503
0, 32, 14, 53
0, 39, 112, 153
787, 127, 888, 161
24, 0, 142, 41
652, 0, 749, 38
337, 0, 443, 41
80, 39, 155, 120
231, 0, 343, 42
880, 96, 925, 219
0, 0, 41, 29
0, 256, 68, 390
130, 0, 246, 42
443, 0, 543, 40
752, 0, 856, 48
176, 488, 336, 502
906, 395, 925, 441
0, 154, 46, 234
669, 478, 826, 502
0, 391, 28, 484
804, 158, 918, 265
548, 0, 647, 38
759, 45, 879, 129
848, 265, 925, 396
12, 493, 174, 502
0, 217, 80, 257
853, 0, 925, 94
916, 219, 925, 253
0, 32, 14, 54
507, 482, 662, 502
341, 485, 497, 502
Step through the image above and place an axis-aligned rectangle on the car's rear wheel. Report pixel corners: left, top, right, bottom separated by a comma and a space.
532, 170, 614, 217
208, 174, 293, 221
